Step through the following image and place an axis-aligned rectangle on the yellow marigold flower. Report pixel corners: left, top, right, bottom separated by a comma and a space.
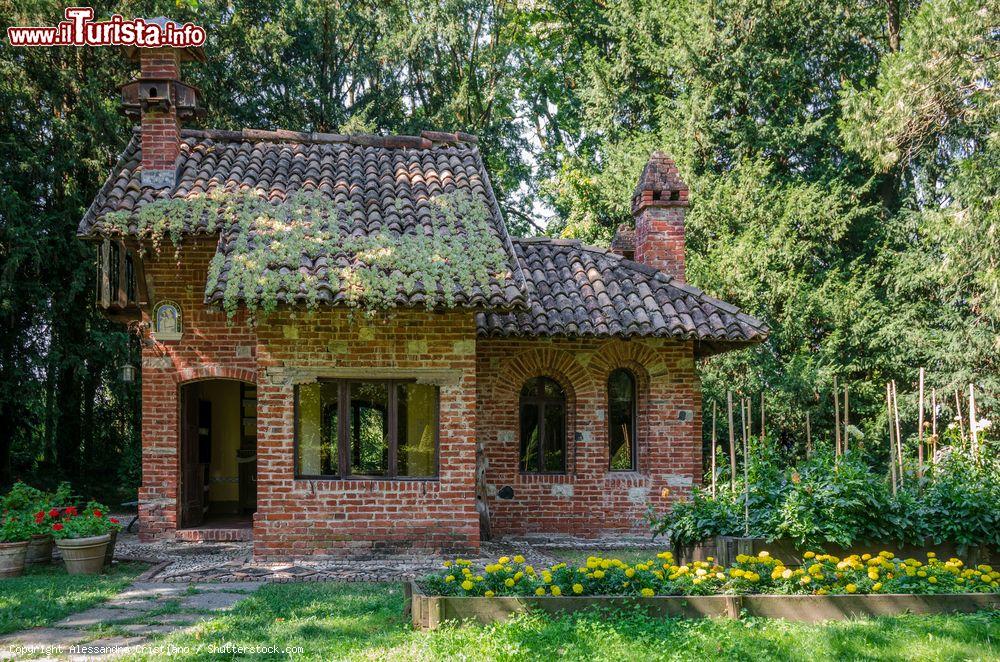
653, 571, 664, 580
861, 554, 871, 561
505, 578, 515, 588
443, 561, 453, 568
731, 569, 744, 578
800, 576, 812, 585
845, 584, 857, 593
485, 590, 495, 597
625, 568, 636, 578
498, 556, 510, 564
525, 566, 535, 575
542, 573, 553, 584
514, 572, 524, 581
872, 582, 882, 591
461, 580, 474, 591
513, 555, 525, 564
640, 588, 655, 597
782, 569, 793, 579
573, 583, 584, 594
736, 554, 749, 563
917, 571, 927, 578
759, 551, 770, 559
804, 551, 816, 559
551, 585, 562, 596
695, 568, 707, 577
928, 576, 938, 584
716, 572, 726, 580
593, 570, 605, 579
444, 575, 454, 583
816, 588, 828, 595
535, 587, 546, 596
926, 552, 936, 559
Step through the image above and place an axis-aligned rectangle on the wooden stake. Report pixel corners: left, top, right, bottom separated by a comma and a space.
918, 368, 925, 478
711, 401, 718, 498
727, 391, 736, 490
931, 387, 937, 462
892, 380, 903, 485
969, 384, 978, 455
741, 397, 749, 453
760, 392, 765, 442
833, 376, 841, 456
955, 390, 965, 444
742, 404, 750, 536
843, 383, 850, 452
805, 411, 812, 457
886, 382, 897, 494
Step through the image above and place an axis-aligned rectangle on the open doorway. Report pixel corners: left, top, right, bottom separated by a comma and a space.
179, 379, 257, 531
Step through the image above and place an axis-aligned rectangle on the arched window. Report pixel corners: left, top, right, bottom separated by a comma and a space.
519, 377, 566, 473
608, 369, 637, 471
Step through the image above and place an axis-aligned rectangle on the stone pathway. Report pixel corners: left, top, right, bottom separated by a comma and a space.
0, 581, 264, 661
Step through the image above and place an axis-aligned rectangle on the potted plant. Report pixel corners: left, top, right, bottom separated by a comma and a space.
51, 505, 116, 575
86, 502, 124, 567
0, 514, 33, 577
1, 482, 71, 565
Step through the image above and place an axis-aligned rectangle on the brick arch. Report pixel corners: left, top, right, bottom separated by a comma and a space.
175, 365, 257, 385
492, 346, 595, 403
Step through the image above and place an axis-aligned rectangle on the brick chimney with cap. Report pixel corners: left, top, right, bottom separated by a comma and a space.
629, 151, 689, 281
120, 20, 205, 189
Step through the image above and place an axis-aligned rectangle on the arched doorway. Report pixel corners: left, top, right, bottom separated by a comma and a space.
179, 379, 257, 531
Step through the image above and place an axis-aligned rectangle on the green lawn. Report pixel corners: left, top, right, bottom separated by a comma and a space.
0, 562, 145, 635
129, 582, 1000, 661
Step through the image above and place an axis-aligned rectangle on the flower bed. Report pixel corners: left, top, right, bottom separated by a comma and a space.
410, 551, 1000, 628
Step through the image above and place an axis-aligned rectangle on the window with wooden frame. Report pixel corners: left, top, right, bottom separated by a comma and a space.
519, 377, 567, 473
295, 380, 439, 479
608, 369, 638, 471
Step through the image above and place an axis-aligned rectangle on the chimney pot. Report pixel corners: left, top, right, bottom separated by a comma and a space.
631, 151, 689, 281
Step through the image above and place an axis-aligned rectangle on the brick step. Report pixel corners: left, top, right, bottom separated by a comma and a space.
176, 527, 253, 542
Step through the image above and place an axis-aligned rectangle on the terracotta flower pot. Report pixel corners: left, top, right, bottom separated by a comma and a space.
26, 534, 54, 565
56, 534, 111, 575
103, 530, 118, 567
0, 540, 30, 578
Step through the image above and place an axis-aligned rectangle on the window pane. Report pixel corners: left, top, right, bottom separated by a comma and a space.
296, 383, 338, 476
543, 402, 566, 471
609, 370, 636, 471
520, 403, 540, 472
397, 383, 437, 476
349, 382, 389, 476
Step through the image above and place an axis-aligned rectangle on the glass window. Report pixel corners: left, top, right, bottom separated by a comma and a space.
608, 369, 637, 471
396, 383, 438, 477
519, 377, 567, 473
295, 380, 439, 478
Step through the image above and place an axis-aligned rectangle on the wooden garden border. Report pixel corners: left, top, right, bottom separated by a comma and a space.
406, 582, 1000, 630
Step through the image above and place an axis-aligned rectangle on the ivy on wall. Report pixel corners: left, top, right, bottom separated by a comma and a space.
103, 189, 511, 318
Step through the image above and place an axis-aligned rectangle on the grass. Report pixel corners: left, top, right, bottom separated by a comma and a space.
128, 582, 1000, 661
0, 562, 145, 634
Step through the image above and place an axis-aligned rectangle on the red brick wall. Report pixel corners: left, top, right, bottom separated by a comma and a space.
252, 311, 480, 559
476, 338, 702, 537
138, 239, 257, 540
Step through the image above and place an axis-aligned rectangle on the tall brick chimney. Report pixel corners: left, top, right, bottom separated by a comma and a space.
630, 151, 689, 281
121, 21, 205, 189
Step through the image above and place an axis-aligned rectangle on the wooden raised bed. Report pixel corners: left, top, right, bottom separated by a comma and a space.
406, 582, 999, 630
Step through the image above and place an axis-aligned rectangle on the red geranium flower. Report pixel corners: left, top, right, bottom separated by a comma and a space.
48, 508, 59, 518
93, 509, 103, 518
35, 510, 44, 519
110, 518, 120, 524
35, 515, 44, 524
52, 523, 64, 531
65, 506, 78, 516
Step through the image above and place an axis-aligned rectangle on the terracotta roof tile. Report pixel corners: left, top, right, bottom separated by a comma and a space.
475, 239, 768, 354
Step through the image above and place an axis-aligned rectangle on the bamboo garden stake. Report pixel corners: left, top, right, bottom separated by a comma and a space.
955, 390, 965, 443
833, 376, 841, 456
711, 401, 718, 498
760, 392, 765, 442
727, 391, 736, 490
892, 380, 903, 485
886, 382, 897, 494
843, 383, 849, 452
969, 384, 978, 456
931, 387, 937, 461
917, 368, 925, 478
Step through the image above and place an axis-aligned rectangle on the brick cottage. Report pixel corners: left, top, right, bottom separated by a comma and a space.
78, 41, 767, 559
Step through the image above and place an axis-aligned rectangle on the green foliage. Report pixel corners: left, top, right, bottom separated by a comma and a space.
650, 441, 1000, 550
0, 514, 33, 543
49, 501, 118, 540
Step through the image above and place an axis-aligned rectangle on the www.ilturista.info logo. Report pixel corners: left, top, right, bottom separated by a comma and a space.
7, 7, 206, 48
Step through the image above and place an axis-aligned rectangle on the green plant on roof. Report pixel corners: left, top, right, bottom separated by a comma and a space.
102, 189, 510, 319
